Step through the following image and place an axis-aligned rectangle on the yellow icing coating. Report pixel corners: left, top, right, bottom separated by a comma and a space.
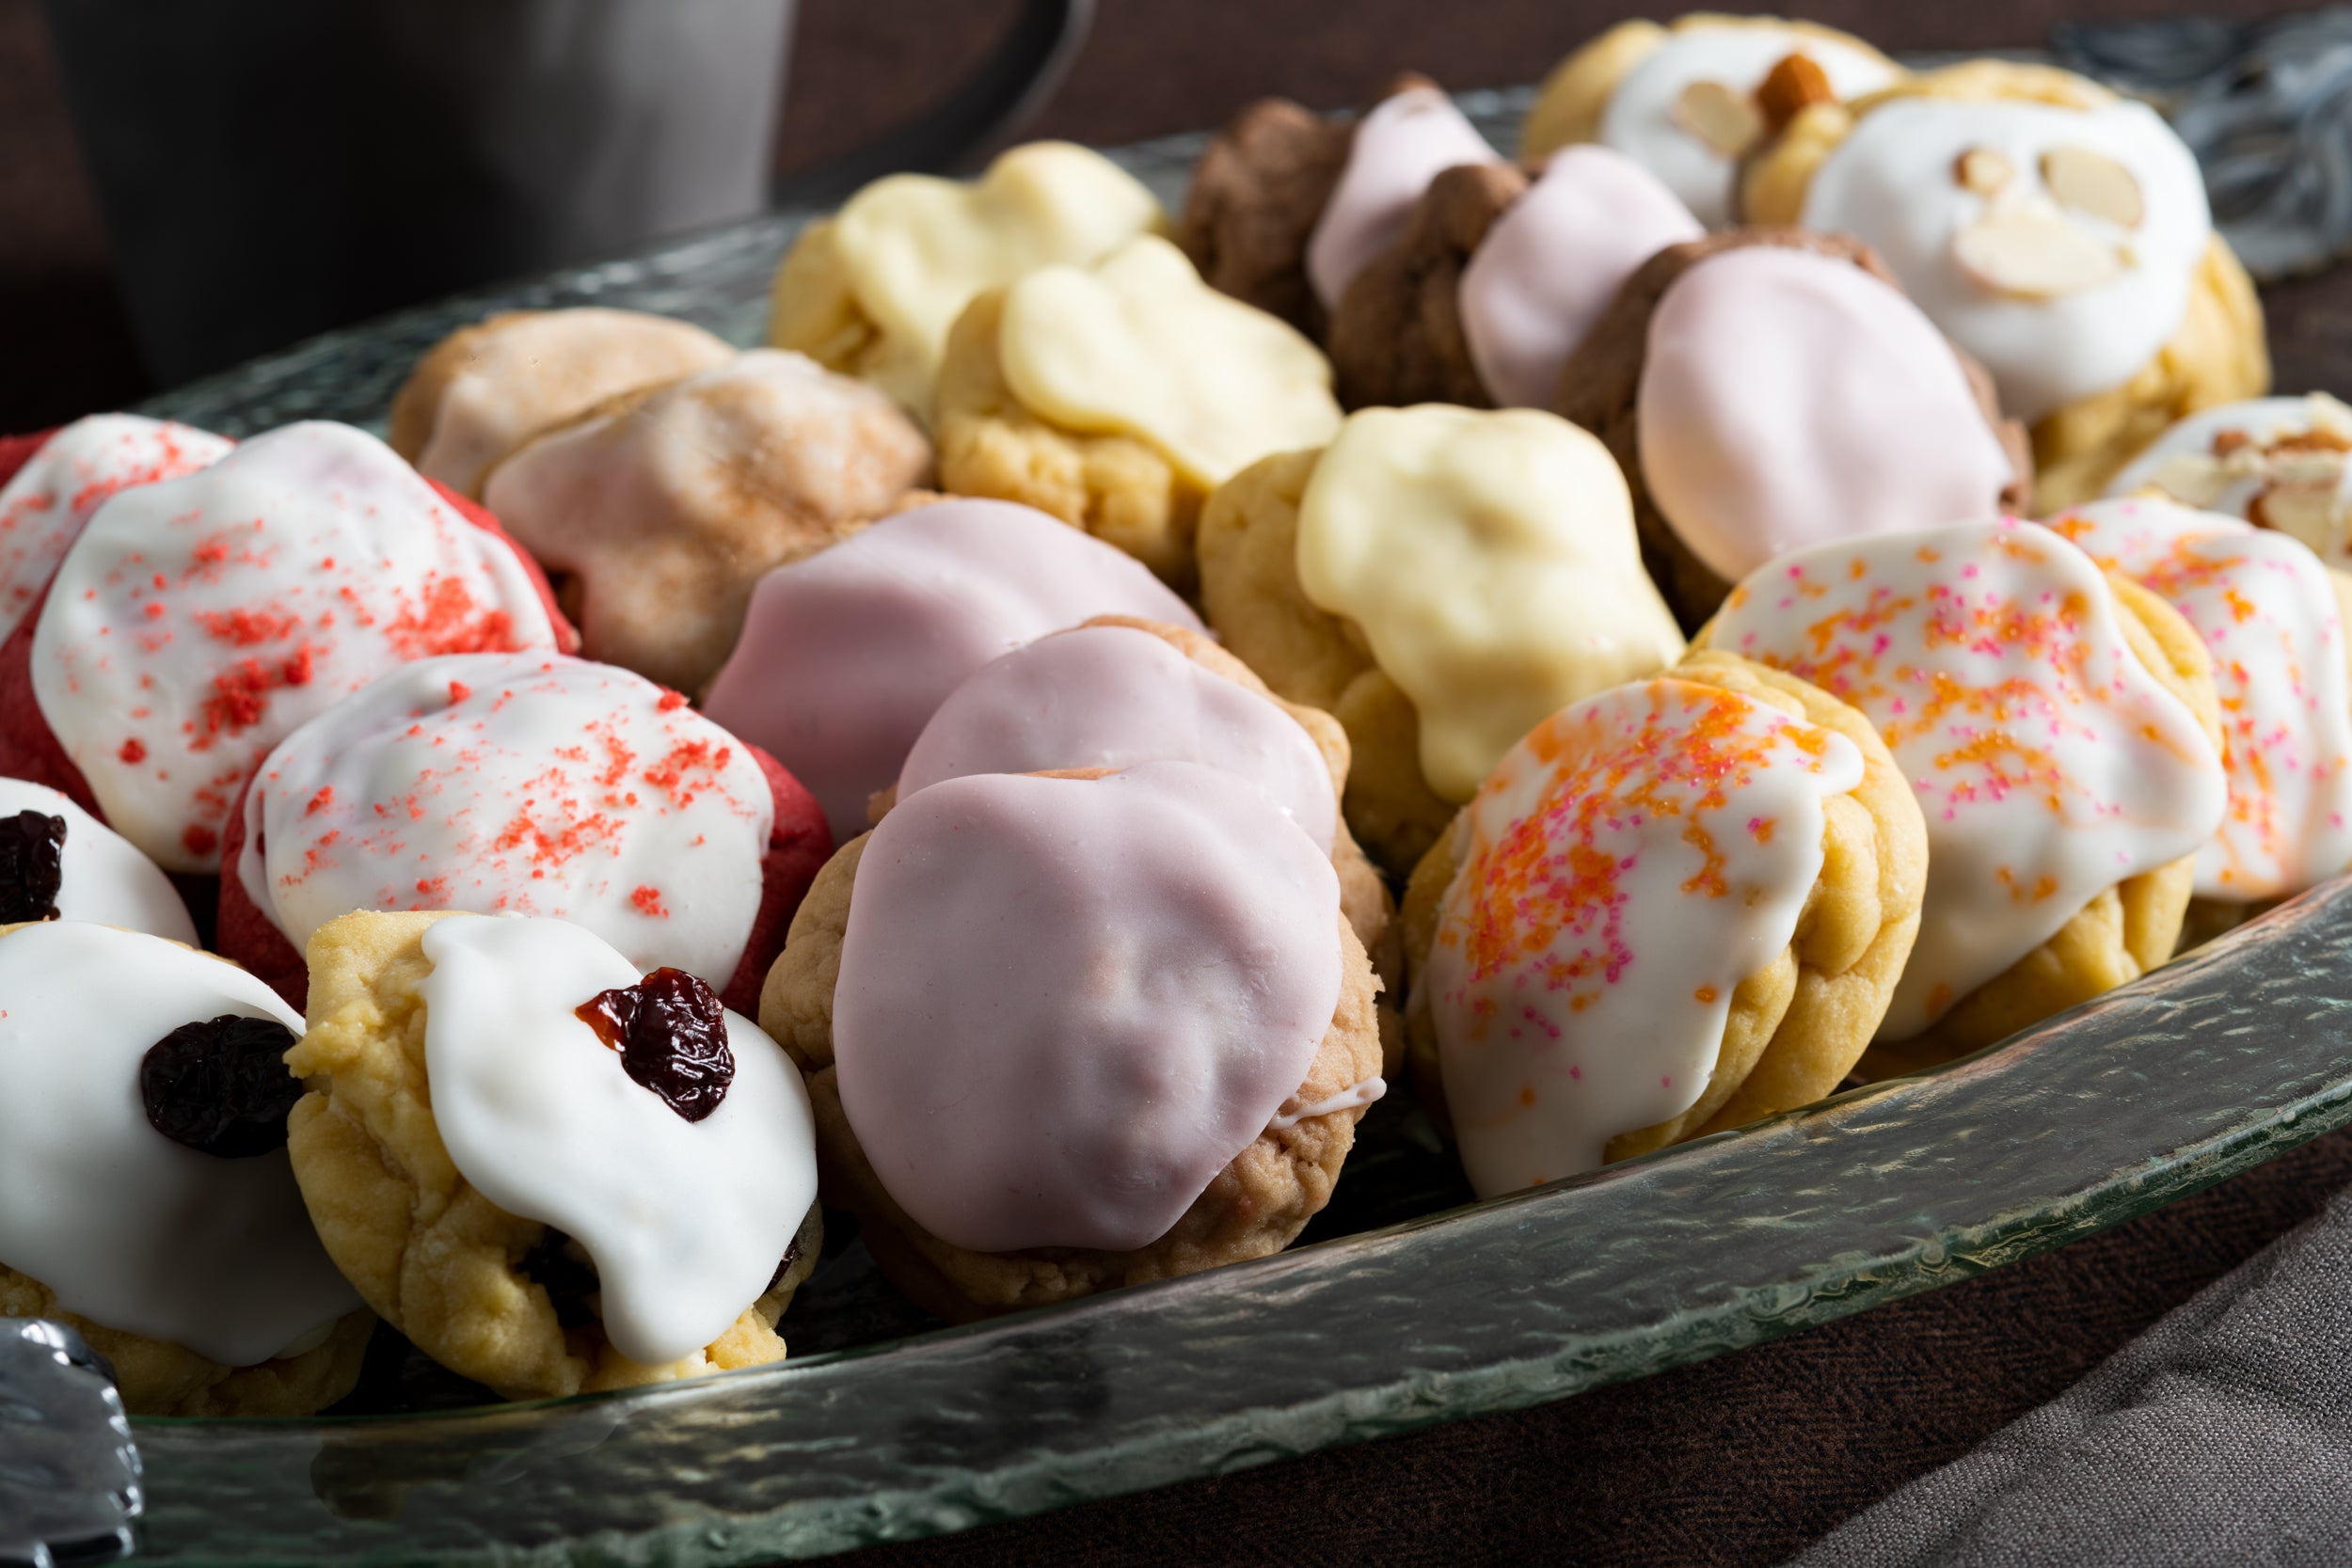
1295, 406, 1686, 801
830, 142, 1163, 417
996, 236, 1343, 487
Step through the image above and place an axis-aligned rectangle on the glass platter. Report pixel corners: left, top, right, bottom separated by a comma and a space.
114, 72, 2352, 1567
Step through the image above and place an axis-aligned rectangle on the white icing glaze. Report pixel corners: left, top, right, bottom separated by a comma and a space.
240, 653, 773, 986
1459, 145, 1703, 409
32, 421, 559, 873
1601, 24, 1899, 227
2104, 395, 2352, 568
1305, 87, 1502, 311
1267, 1076, 1387, 1131
896, 623, 1339, 852
1799, 96, 2213, 421
1427, 677, 1861, 1195
0, 922, 359, 1366
419, 914, 818, 1369
0, 415, 230, 646
2047, 496, 2352, 901
0, 777, 197, 943
1636, 245, 2018, 582
1711, 518, 2227, 1039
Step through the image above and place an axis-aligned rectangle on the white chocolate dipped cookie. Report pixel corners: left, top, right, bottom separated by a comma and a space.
1555, 229, 2030, 623
0, 414, 231, 646
0, 777, 197, 943
1701, 517, 2228, 1074
759, 760, 1382, 1322
0, 421, 568, 873
1523, 14, 1899, 227
0, 921, 369, 1416
482, 349, 933, 694
1403, 654, 1924, 1191
288, 911, 822, 1402
701, 497, 1200, 842
769, 141, 1164, 422
389, 309, 735, 499
1746, 60, 2269, 510
932, 234, 1343, 590
2104, 394, 2352, 568
1199, 404, 1685, 873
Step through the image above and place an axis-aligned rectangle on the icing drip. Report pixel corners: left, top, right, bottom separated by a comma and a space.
1294, 405, 1685, 800
32, 421, 559, 872
240, 652, 772, 989
1267, 1077, 1387, 1132
1427, 678, 1860, 1196
1710, 518, 2227, 1039
0, 415, 231, 647
0, 778, 195, 944
1799, 97, 2212, 420
1306, 87, 1502, 311
0, 923, 358, 1366
702, 499, 1200, 841
2104, 395, 2352, 568
897, 623, 1339, 852
2048, 497, 2352, 901
1636, 245, 2018, 583
833, 762, 1343, 1255
1459, 145, 1703, 409
418, 914, 818, 1369
1601, 25, 1899, 227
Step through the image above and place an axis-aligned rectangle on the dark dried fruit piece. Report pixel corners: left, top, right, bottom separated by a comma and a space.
575, 967, 734, 1122
0, 810, 67, 923
139, 1014, 303, 1158
520, 1229, 600, 1329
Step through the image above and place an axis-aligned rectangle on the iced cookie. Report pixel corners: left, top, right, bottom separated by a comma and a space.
759, 761, 1381, 1322
287, 911, 821, 1402
2102, 394, 2352, 568
1327, 146, 1701, 411
219, 652, 830, 1014
1523, 15, 1899, 227
0, 777, 197, 943
932, 233, 1343, 589
0, 421, 570, 873
0, 921, 369, 1416
1198, 404, 1684, 872
890, 615, 1403, 1070
1180, 77, 1501, 338
388, 309, 734, 498
1744, 59, 2269, 509
2046, 496, 2352, 929
0, 414, 231, 646
1402, 654, 1925, 1191
703, 498, 1200, 841
481, 350, 933, 693
1555, 229, 2030, 623
1700, 517, 2228, 1075
769, 141, 1163, 422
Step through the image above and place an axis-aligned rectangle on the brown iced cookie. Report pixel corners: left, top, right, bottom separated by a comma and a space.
1326, 161, 1525, 410
481, 349, 933, 695
1554, 227, 2031, 626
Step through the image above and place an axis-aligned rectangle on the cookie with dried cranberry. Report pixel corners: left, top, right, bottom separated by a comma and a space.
286, 910, 822, 1402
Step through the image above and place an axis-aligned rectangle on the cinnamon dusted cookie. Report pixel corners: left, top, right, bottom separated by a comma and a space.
759, 761, 1382, 1323
1555, 228, 2030, 625
287, 911, 822, 1402
482, 350, 932, 694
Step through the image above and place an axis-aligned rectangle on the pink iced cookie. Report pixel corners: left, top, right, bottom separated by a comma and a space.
701, 499, 1199, 840
1305, 86, 1502, 312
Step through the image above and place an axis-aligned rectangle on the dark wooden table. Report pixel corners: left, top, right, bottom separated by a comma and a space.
6, 3, 2350, 1561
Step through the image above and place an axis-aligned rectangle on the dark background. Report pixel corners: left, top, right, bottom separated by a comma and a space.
6, 2, 2350, 1560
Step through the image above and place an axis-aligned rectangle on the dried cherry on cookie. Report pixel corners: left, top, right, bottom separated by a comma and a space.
576, 968, 735, 1122
139, 1014, 304, 1157
0, 810, 66, 922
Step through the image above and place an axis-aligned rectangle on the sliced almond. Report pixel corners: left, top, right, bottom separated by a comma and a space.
1672, 78, 1764, 157
1953, 147, 2014, 197
2274, 427, 2352, 454
2040, 145, 2145, 229
1755, 52, 1835, 135
2250, 477, 2352, 560
1953, 200, 2121, 298
2147, 452, 2233, 510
